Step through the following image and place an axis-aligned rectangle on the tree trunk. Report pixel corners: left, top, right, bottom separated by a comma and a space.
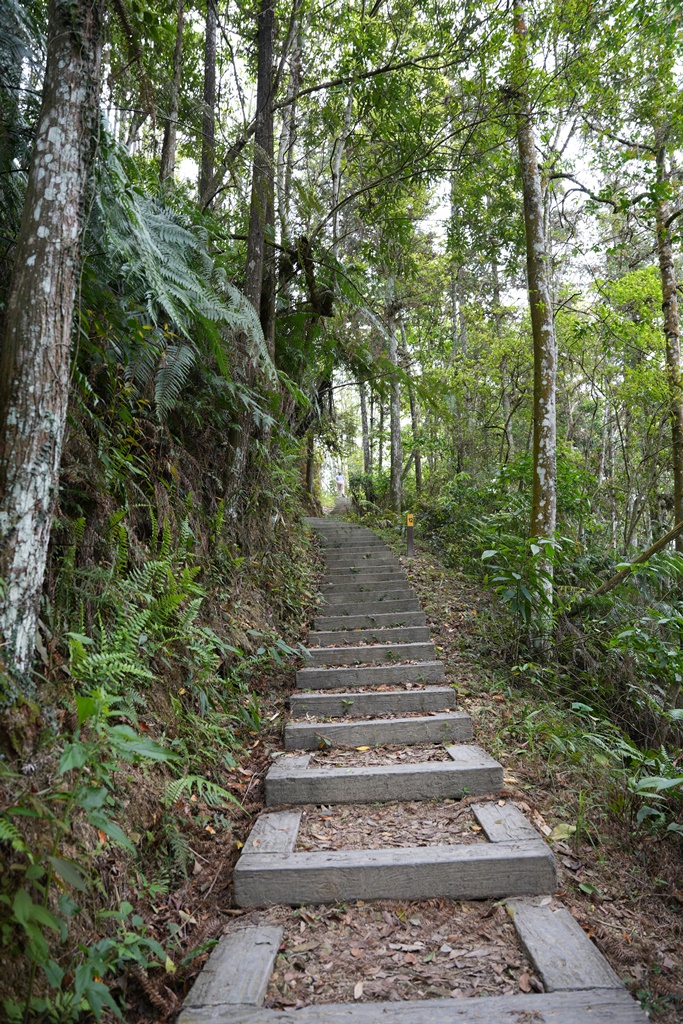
359, 380, 371, 474
378, 403, 384, 474
159, 0, 185, 182
199, 0, 217, 205
331, 87, 354, 249
408, 382, 422, 494
277, 14, 301, 256
513, 0, 557, 635
305, 431, 315, 494
387, 296, 403, 513
244, 0, 275, 357
0, 0, 103, 683
655, 138, 683, 551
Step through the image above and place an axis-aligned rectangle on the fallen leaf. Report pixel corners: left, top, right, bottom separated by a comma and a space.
356, 746, 371, 751
350, 947, 364, 958
551, 822, 577, 841
353, 981, 364, 999
518, 972, 532, 992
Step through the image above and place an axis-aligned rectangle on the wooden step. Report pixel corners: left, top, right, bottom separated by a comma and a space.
317, 598, 422, 616
181, 988, 648, 1024
234, 808, 555, 907
296, 660, 444, 689
308, 625, 430, 646
321, 589, 417, 602
322, 564, 402, 578
284, 711, 473, 750
319, 573, 409, 589
305, 640, 436, 667
323, 554, 397, 567
289, 685, 456, 718
313, 610, 427, 630
265, 744, 502, 805
508, 898, 622, 992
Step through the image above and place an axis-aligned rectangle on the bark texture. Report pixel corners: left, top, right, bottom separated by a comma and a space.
359, 381, 372, 474
245, 0, 275, 356
655, 139, 683, 550
513, 1, 556, 551
0, 0, 103, 681
199, 0, 217, 205
159, 0, 185, 181
387, 301, 403, 514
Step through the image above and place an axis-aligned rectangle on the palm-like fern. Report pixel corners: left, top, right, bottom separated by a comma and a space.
84, 139, 275, 417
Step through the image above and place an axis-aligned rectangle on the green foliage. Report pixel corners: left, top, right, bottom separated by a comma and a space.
0, 691, 174, 1022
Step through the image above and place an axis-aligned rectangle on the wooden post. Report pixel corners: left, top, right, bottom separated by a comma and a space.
406, 513, 414, 557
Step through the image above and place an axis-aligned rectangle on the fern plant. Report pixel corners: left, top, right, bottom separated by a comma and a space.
163, 775, 241, 810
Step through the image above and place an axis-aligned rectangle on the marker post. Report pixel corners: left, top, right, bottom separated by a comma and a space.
406, 513, 414, 557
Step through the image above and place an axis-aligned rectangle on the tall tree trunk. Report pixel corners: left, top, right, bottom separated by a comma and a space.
245, 0, 275, 356
655, 136, 683, 551
387, 292, 403, 513
513, 0, 557, 632
359, 380, 371, 474
399, 321, 422, 495
492, 256, 514, 462
305, 431, 315, 494
0, 0, 103, 683
159, 0, 185, 181
408, 382, 422, 494
378, 403, 384, 475
331, 87, 354, 249
277, 14, 301, 259
199, 0, 217, 205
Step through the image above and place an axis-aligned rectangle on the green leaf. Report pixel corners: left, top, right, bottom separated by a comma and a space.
49, 856, 88, 892
75, 695, 98, 725
89, 813, 136, 853
59, 741, 89, 774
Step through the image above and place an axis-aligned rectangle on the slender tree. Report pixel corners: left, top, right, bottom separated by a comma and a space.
199, 0, 217, 205
513, 0, 557, 617
654, 133, 683, 549
159, 0, 185, 181
245, 0, 276, 355
0, 0, 103, 682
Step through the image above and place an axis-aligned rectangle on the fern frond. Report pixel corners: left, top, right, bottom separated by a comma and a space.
0, 815, 26, 852
164, 775, 241, 810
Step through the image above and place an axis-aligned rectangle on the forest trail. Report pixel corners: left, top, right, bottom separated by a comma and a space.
177, 520, 649, 1023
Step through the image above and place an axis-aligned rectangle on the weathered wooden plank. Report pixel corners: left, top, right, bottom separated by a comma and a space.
323, 569, 403, 577
234, 839, 557, 906
325, 557, 397, 565
308, 626, 430, 646
316, 599, 421, 616
320, 583, 414, 598
179, 987, 648, 1024
313, 611, 427, 631
288, 686, 456, 718
508, 898, 623, 991
321, 576, 409, 590
266, 745, 502, 805
305, 641, 436, 667
242, 811, 302, 855
321, 589, 417, 602
296, 660, 445, 689
268, 753, 311, 773
284, 711, 473, 750
472, 801, 543, 843
181, 926, 283, 1010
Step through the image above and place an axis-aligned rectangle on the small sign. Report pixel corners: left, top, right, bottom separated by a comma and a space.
406, 514, 414, 527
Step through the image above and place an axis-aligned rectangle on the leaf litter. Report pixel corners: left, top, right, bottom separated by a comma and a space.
309, 743, 451, 767
296, 801, 486, 851
251, 899, 538, 1007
